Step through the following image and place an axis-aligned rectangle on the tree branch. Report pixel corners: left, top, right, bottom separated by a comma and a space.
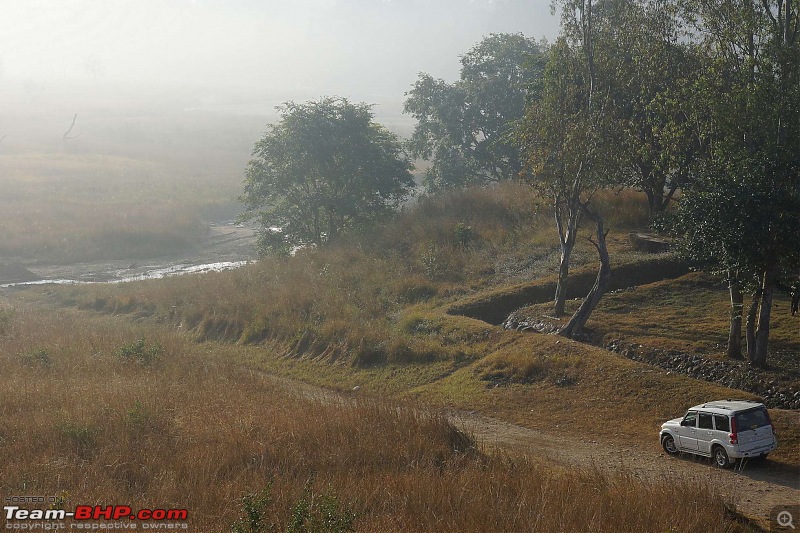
586, 227, 609, 253
63, 113, 80, 141
761, 0, 778, 27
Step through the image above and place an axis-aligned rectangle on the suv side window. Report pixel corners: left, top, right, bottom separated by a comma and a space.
714, 415, 730, 432
682, 411, 697, 427
698, 412, 714, 430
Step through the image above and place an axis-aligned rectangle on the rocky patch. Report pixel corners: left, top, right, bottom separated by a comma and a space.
605, 340, 800, 410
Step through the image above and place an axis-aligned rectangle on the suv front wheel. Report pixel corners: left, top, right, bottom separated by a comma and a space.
713, 446, 731, 468
661, 434, 679, 455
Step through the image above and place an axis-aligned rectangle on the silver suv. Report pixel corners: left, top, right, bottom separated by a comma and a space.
660, 400, 777, 468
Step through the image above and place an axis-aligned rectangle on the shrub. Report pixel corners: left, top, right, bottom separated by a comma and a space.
57, 421, 98, 460
20, 348, 52, 368
287, 483, 355, 533
115, 338, 162, 365
230, 482, 355, 533
453, 222, 475, 248
231, 484, 275, 533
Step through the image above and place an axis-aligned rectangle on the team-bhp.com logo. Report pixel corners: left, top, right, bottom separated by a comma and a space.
4, 496, 188, 530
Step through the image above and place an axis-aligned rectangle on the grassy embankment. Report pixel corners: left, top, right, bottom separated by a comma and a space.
2, 184, 797, 530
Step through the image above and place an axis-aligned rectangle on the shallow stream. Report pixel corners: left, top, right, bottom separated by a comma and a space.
0, 222, 257, 289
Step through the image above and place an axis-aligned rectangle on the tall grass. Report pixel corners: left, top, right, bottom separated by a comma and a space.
0, 303, 743, 532
54, 183, 664, 368
52, 184, 550, 363
593, 188, 653, 230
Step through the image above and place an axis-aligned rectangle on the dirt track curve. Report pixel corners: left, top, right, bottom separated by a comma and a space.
451, 410, 799, 529
270, 372, 799, 530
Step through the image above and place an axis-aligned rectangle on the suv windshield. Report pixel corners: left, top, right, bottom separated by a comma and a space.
735, 407, 771, 430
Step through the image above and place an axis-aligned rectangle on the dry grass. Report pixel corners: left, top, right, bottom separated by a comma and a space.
47, 183, 658, 367
509, 271, 799, 394
3, 183, 796, 530
35, 185, 797, 470
0, 152, 240, 263
593, 188, 653, 229
416, 328, 800, 469
0, 302, 745, 532
591, 272, 800, 354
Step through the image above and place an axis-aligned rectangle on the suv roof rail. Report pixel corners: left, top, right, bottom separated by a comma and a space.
701, 399, 762, 410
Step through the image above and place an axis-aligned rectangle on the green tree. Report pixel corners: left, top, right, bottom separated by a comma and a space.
241, 97, 414, 254
517, 0, 620, 335
674, 0, 800, 365
599, 0, 704, 218
404, 33, 546, 192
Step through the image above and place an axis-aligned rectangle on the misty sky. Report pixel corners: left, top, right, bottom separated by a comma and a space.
0, 0, 558, 106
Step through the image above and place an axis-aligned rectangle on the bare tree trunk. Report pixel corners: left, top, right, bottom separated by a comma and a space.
727, 271, 743, 359
745, 287, 761, 362
554, 198, 580, 316
63, 113, 80, 140
559, 206, 610, 339
554, 242, 573, 316
751, 265, 777, 367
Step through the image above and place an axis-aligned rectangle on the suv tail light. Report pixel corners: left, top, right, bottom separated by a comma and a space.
729, 416, 738, 444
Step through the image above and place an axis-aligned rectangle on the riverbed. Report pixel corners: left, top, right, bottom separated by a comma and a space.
1, 222, 258, 288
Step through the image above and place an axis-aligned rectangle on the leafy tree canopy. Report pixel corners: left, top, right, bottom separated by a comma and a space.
668, 0, 800, 364
241, 97, 414, 254
404, 33, 547, 192
594, 0, 704, 217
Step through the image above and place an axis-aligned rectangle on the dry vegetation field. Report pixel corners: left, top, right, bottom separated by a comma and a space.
511, 272, 800, 357
0, 153, 215, 262
0, 91, 261, 264
2, 180, 797, 531
0, 302, 746, 532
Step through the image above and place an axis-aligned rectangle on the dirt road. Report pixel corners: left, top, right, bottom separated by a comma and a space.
451, 410, 799, 529
271, 372, 799, 530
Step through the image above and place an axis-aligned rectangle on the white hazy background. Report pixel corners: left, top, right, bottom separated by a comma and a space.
1, 0, 556, 109
0, 0, 558, 180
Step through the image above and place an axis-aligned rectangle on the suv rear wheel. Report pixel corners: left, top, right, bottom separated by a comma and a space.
713, 445, 731, 468
661, 434, 679, 455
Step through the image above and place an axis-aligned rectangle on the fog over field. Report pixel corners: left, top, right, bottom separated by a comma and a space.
0, 0, 557, 268
0, 0, 557, 135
